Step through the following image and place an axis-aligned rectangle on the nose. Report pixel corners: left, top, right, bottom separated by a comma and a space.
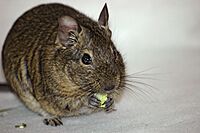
103, 85, 115, 92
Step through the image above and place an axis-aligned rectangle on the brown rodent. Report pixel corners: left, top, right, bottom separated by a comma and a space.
2, 3, 126, 126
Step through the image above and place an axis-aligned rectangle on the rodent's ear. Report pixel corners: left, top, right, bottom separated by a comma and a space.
57, 16, 81, 46
98, 3, 109, 27
98, 3, 112, 37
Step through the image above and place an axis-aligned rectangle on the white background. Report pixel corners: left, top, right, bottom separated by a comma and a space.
0, 0, 200, 133
0, 0, 200, 82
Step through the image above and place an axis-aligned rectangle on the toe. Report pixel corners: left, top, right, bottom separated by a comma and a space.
43, 117, 63, 126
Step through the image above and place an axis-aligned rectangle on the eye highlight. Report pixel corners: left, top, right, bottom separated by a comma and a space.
81, 53, 92, 65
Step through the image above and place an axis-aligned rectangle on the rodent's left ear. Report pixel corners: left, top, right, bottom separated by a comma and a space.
98, 3, 112, 37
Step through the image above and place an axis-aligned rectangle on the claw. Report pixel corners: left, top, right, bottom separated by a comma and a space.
43, 117, 63, 126
105, 97, 114, 110
88, 93, 114, 111
88, 95, 101, 108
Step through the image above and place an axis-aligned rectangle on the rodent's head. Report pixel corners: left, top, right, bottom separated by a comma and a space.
55, 4, 125, 95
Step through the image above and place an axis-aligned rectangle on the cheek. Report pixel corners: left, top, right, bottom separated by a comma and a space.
64, 62, 79, 84
65, 62, 92, 85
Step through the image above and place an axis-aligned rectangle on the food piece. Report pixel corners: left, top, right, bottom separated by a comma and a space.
15, 123, 27, 128
94, 93, 108, 108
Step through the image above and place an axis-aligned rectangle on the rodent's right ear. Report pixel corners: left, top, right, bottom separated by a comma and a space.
98, 3, 112, 38
98, 3, 109, 27
56, 16, 81, 46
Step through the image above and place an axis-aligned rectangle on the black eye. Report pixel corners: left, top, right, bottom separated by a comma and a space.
81, 53, 92, 65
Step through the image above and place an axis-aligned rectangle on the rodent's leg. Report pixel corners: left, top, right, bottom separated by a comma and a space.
43, 117, 63, 126
6, 56, 49, 117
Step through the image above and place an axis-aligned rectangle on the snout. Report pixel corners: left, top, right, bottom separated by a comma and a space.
103, 85, 115, 92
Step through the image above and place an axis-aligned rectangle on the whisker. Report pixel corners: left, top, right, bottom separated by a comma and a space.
124, 86, 145, 101
125, 86, 144, 98
131, 73, 164, 77
126, 76, 161, 81
124, 84, 155, 101
128, 67, 158, 76
125, 83, 153, 98
131, 81, 158, 91
124, 66, 166, 81
124, 75, 158, 91
118, 67, 162, 102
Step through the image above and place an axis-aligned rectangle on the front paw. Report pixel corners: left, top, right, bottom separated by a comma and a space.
104, 97, 114, 111
43, 117, 63, 126
88, 94, 114, 111
88, 94, 101, 108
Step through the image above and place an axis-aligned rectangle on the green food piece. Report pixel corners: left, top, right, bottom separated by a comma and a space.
94, 93, 108, 108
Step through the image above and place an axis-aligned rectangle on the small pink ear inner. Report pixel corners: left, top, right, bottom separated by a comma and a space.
58, 16, 78, 32
57, 16, 78, 43
59, 25, 77, 33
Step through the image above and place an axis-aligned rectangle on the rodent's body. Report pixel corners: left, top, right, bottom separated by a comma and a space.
2, 3, 125, 125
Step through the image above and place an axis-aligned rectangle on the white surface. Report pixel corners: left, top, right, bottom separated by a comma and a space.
0, 0, 200, 133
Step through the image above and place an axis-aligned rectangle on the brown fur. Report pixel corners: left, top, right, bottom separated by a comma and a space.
2, 3, 126, 124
